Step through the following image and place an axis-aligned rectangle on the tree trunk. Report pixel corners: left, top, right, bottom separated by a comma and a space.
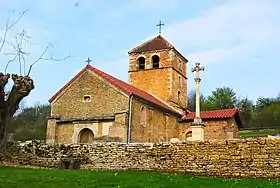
0, 73, 34, 150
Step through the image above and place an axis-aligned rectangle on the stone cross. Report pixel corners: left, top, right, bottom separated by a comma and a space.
86, 57, 92, 65
156, 21, 164, 35
191, 62, 205, 124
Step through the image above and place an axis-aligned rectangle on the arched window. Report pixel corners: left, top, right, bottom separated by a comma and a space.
140, 107, 146, 140
178, 91, 181, 103
79, 128, 94, 143
178, 59, 182, 71
178, 76, 181, 89
152, 55, 160, 68
138, 57, 145, 70
186, 131, 192, 141
140, 106, 146, 127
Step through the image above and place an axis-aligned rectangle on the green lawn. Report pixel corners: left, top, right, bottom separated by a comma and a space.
239, 130, 278, 138
0, 166, 279, 188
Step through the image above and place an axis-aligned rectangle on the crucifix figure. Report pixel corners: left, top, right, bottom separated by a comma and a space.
156, 21, 164, 35
86, 57, 92, 65
191, 62, 205, 124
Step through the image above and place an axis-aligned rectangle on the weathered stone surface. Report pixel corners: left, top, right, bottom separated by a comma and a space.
128, 49, 187, 112
2, 138, 280, 178
180, 118, 239, 141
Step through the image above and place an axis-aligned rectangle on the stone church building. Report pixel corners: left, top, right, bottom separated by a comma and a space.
46, 35, 242, 144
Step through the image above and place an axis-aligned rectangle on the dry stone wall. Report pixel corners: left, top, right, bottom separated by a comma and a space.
1, 138, 280, 178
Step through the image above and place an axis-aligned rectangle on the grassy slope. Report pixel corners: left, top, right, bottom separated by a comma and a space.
0, 166, 279, 188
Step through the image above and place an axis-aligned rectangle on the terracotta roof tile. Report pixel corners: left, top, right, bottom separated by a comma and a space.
49, 65, 181, 116
182, 108, 239, 120
128, 35, 174, 54
128, 35, 188, 62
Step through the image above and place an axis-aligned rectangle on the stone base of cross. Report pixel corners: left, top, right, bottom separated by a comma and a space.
190, 120, 205, 142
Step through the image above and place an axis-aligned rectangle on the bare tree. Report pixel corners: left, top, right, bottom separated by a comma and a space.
0, 10, 69, 149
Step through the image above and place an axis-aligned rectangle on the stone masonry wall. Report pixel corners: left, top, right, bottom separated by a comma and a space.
2, 139, 280, 178
131, 98, 179, 143
51, 70, 129, 119
47, 69, 130, 144
128, 49, 187, 110
180, 119, 239, 141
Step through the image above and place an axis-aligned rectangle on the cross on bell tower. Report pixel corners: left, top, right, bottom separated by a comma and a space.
156, 21, 164, 35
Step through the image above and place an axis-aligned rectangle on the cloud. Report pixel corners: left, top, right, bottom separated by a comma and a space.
162, 0, 280, 65
128, 0, 181, 10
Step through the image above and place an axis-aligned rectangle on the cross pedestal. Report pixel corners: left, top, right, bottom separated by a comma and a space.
190, 118, 205, 142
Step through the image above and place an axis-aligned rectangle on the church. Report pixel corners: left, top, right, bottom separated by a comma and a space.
46, 34, 242, 144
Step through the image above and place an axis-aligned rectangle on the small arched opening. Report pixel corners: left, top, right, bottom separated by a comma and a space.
186, 131, 192, 141
178, 91, 181, 103
140, 106, 146, 139
152, 55, 160, 68
78, 128, 94, 143
138, 57, 145, 70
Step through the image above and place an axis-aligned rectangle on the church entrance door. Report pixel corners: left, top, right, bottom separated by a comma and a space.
79, 128, 94, 143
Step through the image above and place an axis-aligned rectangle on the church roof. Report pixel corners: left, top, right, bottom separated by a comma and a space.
128, 35, 174, 54
182, 108, 243, 127
49, 64, 181, 116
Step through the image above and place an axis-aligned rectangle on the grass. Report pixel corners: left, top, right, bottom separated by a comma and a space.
239, 130, 279, 138
0, 166, 279, 188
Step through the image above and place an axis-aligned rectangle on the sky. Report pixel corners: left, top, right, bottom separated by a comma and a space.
0, 0, 280, 107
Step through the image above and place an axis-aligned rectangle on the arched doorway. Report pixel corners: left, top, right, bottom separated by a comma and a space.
79, 128, 94, 143
185, 131, 192, 141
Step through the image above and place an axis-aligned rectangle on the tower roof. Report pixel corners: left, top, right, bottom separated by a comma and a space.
128, 35, 174, 54
128, 35, 188, 62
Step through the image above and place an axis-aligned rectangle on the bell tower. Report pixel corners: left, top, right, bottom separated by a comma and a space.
128, 35, 188, 112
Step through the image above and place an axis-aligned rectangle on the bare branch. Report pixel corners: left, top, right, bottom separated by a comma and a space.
0, 10, 28, 54
7, 10, 28, 31
27, 45, 50, 76
41, 55, 71, 61
22, 54, 26, 75
4, 54, 18, 74
3, 29, 31, 75
27, 46, 71, 76
18, 51, 22, 75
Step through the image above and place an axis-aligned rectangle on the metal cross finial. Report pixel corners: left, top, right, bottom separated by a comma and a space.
86, 57, 92, 65
156, 21, 164, 35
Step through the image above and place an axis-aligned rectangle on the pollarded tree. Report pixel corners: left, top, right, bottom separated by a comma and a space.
0, 10, 69, 149
204, 87, 237, 110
